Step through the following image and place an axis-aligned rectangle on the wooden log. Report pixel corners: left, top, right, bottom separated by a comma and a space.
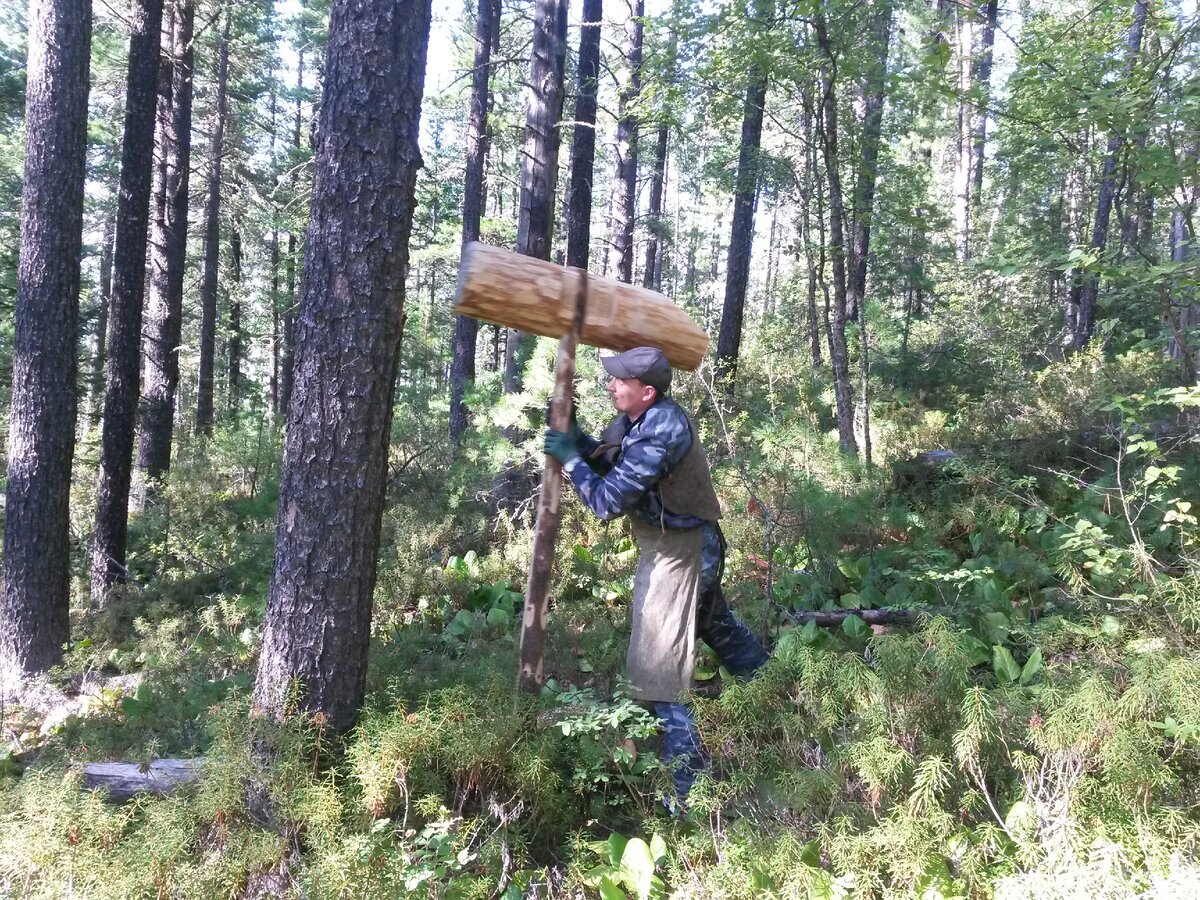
455, 241, 708, 370
80, 757, 203, 802
790, 607, 950, 627
518, 273, 587, 692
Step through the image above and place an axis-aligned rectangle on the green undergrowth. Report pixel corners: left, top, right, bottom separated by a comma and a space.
4, 391, 1200, 897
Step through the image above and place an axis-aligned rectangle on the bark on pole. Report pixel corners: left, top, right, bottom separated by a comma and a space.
91, 0, 167, 604
1, 0, 92, 680
518, 275, 587, 693
252, 0, 432, 729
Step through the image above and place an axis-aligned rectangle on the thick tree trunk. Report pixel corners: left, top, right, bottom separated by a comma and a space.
502, 0, 568, 394
138, 0, 194, 483
606, 0, 643, 285
565, 0, 603, 271
449, 0, 499, 444
714, 73, 768, 389
90, 0, 166, 604
195, 9, 230, 433
1, 0, 93, 679
816, 14, 858, 456
1065, 0, 1148, 352
252, 0, 432, 729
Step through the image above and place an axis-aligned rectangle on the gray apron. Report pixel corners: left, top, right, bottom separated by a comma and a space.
625, 520, 701, 702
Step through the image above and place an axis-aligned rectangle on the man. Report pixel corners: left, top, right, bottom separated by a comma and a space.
544, 346, 769, 801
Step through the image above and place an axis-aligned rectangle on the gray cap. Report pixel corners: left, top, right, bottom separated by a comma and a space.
601, 346, 672, 392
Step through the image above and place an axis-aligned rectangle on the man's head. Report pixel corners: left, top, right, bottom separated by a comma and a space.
601, 347, 672, 420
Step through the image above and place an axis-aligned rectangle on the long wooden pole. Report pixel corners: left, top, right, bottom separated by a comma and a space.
518, 272, 588, 692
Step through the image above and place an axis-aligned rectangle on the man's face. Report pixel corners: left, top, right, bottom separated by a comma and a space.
607, 376, 656, 419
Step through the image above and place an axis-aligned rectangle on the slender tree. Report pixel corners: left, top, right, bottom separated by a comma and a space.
196, 7, 231, 432
138, 0, 195, 483
90, 216, 115, 426
971, 0, 998, 205
642, 9, 675, 291
565, 0, 602, 270
1064, 0, 1148, 351
252, 0, 433, 728
91, 0, 167, 603
1, 0, 93, 678
228, 218, 243, 411
605, 0, 643, 284
502, 0, 568, 393
815, 10, 858, 455
280, 46, 304, 417
714, 0, 771, 390
449, 0, 500, 443
952, 2, 973, 260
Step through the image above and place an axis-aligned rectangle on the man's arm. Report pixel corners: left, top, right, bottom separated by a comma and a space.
565, 431, 671, 520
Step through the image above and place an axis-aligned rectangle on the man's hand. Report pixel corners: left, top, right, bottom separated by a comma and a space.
544, 429, 581, 466
544, 399, 584, 444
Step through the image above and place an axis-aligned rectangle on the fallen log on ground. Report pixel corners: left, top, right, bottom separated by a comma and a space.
790, 607, 950, 627
81, 757, 203, 802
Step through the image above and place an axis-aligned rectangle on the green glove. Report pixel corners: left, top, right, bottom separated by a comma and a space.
544, 429, 580, 466
544, 399, 584, 444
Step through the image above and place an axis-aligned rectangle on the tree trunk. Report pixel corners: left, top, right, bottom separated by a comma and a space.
449, 0, 499, 444
971, 0, 997, 205
90, 216, 114, 427
565, 0, 602, 271
1065, 0, 1148, 352
799, 89, 821, 370
252, 0, 432, 729
502, 0, 568, 394
279, 48, 303, 418
195, 8, 230, 433
91, 0, 166, 604
815, 13, 858, 456
1, 0, 92, 679
138, 0, 194, 483
606, 0, 643, 285
227, 221, 242, 412
642, 16, 675, 293
713, 71, 768, 390
952, 2, 973, 260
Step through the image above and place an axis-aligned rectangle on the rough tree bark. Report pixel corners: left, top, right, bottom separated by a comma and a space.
91, 0, 166, 603
605, 0, 643, 284
1, 0, 93, 679
138, 0, 194, 483
449, 0, 499, 443
564, 0, 602, 270
1064, 0, 1148, 351
252, 0, 433, 729
815, 11, 858, 455
502, 0, 568, 394
196, 8, 230, 432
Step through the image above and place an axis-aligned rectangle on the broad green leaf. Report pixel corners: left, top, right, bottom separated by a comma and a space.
1019, 648, 1043, 685
618, 838, 657, 900
842, 614, 870, 640
992, 645, 1021, 683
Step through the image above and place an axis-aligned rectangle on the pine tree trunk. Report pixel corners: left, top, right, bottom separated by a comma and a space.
970, 0, 997, 205
90, 216, 114, 427
1, 0, 92, 678
565, 0, 602, 271
280, 48, 303, 417
449, 0, 498, 443
228, 222, 242, 412
196, 9, 230, 433
502, 0, 568, 393
91, 0, 166, 604
815, 13, 858, 456
1065, 0, 1148, 351
642, 77, 671, 292
606, 0, 643, 285
799, 89, 821, 369
714, 72, 768, 389
138, 0, 194, 483
252, 0, 433, 729
952, 3, 973, 260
